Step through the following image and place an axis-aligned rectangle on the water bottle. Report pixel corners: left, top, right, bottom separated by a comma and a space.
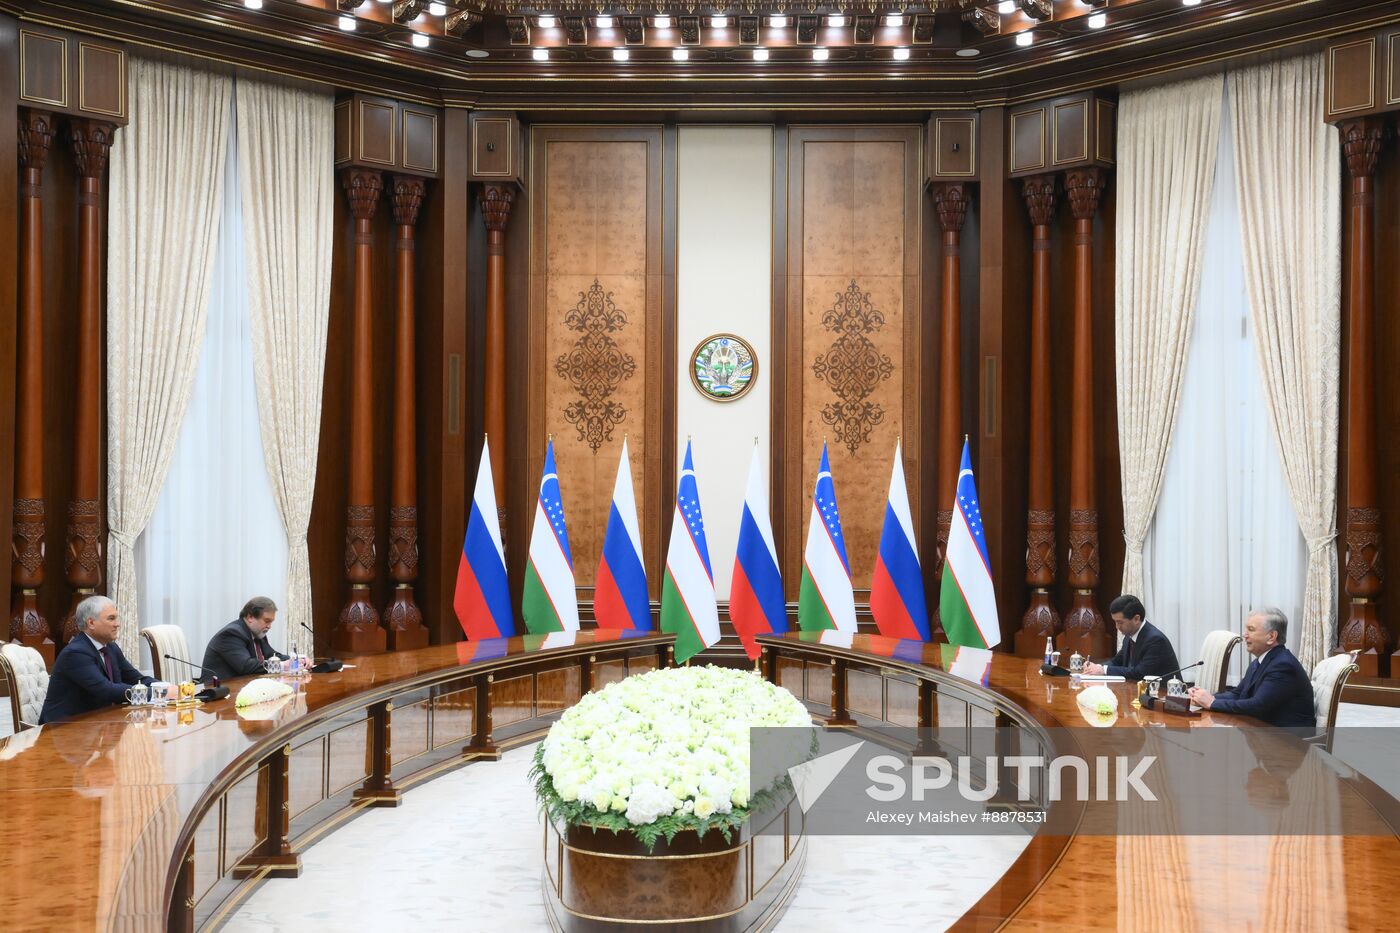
291, 652, 301, 676
1043, 637, 1053, 671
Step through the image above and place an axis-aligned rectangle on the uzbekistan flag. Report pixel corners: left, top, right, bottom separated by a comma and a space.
454, 436, 515, 640
730, 443, 786, 659
797, 443, 857, 633
870, 439, 931, 640
522, 440, 580, 633
660, 441, 721, 663
939, 440, 1001, 649
595, 438, 651, 630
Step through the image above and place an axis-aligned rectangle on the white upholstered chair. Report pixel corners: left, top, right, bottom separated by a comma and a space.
0, 644, 50, 732
1308, 650, 1359, 753
141, 625, 192, 682
1199, 630, 1242, 693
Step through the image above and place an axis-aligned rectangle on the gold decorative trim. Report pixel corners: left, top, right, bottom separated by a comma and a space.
472, 115, 516, 178
1051, 99, 1088, 166
1095, 99, 1116, 164
933, 117, 976, 178
334, 99, 352, 164
402, 106, 440, 175
1329, 38, 1377, 116
18, 30, 69, 109
1009, 108, 1045, 173
357, 98, 397, 167
1389, 33, 1400, 106
77, 41, 125, 118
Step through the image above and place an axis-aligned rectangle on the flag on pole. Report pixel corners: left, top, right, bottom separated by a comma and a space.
595, 439, 652, 630
870, 439, 931, 640
660, 441, 721, 663
730, 442, 786, 659
521, 440, 580, 633
798, 443, 857, 633
454, 437, 515, 640
939, 440, 1001, 649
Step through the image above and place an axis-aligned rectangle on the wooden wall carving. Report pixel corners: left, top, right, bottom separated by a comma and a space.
528, 127, 665, 603
784, 126, 923, 601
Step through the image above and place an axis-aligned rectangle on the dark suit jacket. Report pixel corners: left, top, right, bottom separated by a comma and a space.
1210, 645, 1315, 727
39, 636, 153, 725
1103, 621, 1180, 682
201, 619, 289, 683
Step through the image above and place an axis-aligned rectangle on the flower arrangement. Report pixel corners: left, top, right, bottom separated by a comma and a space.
1076, 683, 1119, 726
530, 666, 812, 850
234, 678, 294, 709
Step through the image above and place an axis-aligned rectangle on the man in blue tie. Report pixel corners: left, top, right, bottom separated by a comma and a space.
1189, 607, 1314, 727
39, 595, 154, 724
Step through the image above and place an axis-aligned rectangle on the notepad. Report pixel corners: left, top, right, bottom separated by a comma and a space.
1077, 674, 1126, 683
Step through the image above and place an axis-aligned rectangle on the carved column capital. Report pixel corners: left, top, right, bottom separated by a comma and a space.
1064, 167, 1105, 222
481, 183, 517, 234
342, 169, 384, 221
391, 175, 427, 228
1020, 174, 1057, 227
69, 120, 116, 180
18, 110, 54, 192
1340, 116, 1385, 181
932, 183, 968, 235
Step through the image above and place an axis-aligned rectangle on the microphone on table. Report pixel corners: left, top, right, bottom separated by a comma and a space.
1157, 660, 1204, 683
299, 621, 344, 674
162, 655, 231, 702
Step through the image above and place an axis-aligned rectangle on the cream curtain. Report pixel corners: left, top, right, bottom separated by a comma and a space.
1230, 53, 1341, 673
107, 57, 232, 658
1115, 73, 1224, 600
235, 75, 335, 659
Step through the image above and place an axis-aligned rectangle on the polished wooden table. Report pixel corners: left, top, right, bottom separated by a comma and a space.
757, 631, 1400, 931
0, 629, 672, 932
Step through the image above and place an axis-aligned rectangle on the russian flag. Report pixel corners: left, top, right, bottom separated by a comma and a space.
594, 438, 651, 630
870, 439, 931, 641
454, 436, 516, 640
730, 443, 786, 659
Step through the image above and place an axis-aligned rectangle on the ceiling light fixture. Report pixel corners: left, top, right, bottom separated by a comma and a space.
1088, 12, 1106, 28
769, 15, 788, 27
654, 14, 672, 28
826, 14, 846, 27
753, 46, 769, 60
427, 1, 446, 14
1015, 30, 1033, 46
538, 15, 557, 27
812, 46, 829, 60
1182, 0, 1201, 5
613, 47, 630, 60
465, 48, 490, 57
243, 0, 262, 9
997, 1, 1016, 13
533, 47, 549, 60
595, 15, 615, 27
955, 47, 979, 57
338, 14, 356, 30
673, 47, 689, 60
412, 32, 430, 47
884, 14, 904, 27
710, 14, 728, 28
892, 46, 910, 60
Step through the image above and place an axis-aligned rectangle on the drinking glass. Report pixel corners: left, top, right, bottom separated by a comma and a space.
150, 682, 171, 708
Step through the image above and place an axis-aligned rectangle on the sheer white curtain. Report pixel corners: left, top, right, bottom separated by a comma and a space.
1143, 76, 1307, 686
136, 97, 288, 672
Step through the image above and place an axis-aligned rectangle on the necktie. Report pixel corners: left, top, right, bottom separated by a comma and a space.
99, 646, 115, 682
1241, 658, 1260, 694
1125, 638, 1134, 664
254, 639, 264, 663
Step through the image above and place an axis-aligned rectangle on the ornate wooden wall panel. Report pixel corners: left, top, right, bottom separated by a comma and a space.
783, 126, 923, 602
528, 127, 664, 602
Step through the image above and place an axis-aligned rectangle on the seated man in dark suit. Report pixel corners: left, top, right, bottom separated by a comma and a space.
1082, 594, 1181, 682
1189, 607, 1314, 727
201, 596, 291, 683
39, 595, 154, 725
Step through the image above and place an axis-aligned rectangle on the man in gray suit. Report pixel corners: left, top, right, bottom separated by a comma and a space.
201, 596, 290, 683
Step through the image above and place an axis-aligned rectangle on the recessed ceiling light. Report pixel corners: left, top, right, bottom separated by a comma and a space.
1088, 12, 1106, 28
1015, 30, 1033, 46
595, 15, 615, 28
892, 46, 910, 60
613, 47, 630, 60
411, 32, 429, 47
427, 1, 446, 14
884, 14, 904, 27
654, 15, 672, 28
812, 46, 829, 60
826, 14, 846, 27
1182, 0, 1201, 5
769, 15, 788, 28
753, 46, 769, 60
955, 47, 980, 57
997, 1, 1016, 13
465, 48, 490, 57
537, 14, 557, 27
533, 47, 549, 60
710, 15, 728, 28
672, 47, 689, 60
243, 0, 262, 9
338, 14, 356, 30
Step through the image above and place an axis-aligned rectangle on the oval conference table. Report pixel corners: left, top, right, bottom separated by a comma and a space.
3, 628, 1399, 932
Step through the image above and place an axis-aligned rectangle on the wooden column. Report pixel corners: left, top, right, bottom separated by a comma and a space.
932, 183, 968, 642
1016, 175, 1060, 657
61, 120, 114, 644
481, 183, 515, 528
10, 110, 54, 665
1338, 117, 1389, 676
333, 169, 387, 655
1060, 167, 1111, 659
385, 175, 430, 651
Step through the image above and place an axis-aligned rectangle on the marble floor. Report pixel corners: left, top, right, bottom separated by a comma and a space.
225, 741, 1032, 933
